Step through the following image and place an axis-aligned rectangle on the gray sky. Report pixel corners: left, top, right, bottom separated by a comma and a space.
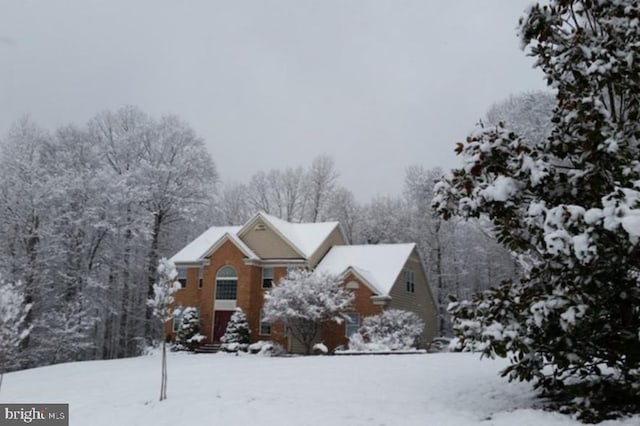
0, 0, 547, 201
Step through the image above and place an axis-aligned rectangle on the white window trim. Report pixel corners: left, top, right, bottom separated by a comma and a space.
177, 268, 188, 288
172, 307, 185, 333
262, 267, 274, 289
216, 266, 238, 300
345, 312, 360, 338
259, 309, 271, 336
405, 270, 415, 294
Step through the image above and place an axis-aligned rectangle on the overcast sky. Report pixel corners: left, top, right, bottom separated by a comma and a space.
0, 0, 548, 201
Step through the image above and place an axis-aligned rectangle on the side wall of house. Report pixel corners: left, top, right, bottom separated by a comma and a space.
387, 249, 439, 346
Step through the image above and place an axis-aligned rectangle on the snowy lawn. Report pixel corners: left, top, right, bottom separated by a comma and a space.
2, 352, 638, 426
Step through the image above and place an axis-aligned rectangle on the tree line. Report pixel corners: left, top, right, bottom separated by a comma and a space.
0, 107, 217, 368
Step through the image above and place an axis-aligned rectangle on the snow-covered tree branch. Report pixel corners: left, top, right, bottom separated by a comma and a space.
434, 1, 640, 420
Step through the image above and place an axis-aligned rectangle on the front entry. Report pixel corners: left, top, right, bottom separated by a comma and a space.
213, 310, 234, 342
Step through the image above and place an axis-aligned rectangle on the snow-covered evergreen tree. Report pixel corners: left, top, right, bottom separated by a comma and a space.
176, 307, 203, 351
349, 309, 424, 351
434, 1, 640, 420
220, 308, 250, 352
263, 269, 353, 355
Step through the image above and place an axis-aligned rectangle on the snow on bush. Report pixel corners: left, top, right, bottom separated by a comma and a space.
176, 307, 202, 351
247, 341, 286, 357
312, 343, 328, 354
263, 269, 353, 355
220, 308, 250, 352
348, 309, 424, 352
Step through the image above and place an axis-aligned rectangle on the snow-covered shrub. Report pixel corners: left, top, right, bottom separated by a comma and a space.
312, 343, 328, 355
348, 309, 424, 351
176, 307, 202, 351
428, 337, 453, 353
220, 308, 250, 352
347, 333, 390, 352
247, 341, 286, 357
188, 333, 205, 346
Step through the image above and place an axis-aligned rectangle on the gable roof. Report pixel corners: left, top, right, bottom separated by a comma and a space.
204, 232, 259, 261
170, 213, 343, 264
238, 212, 341, 259
314, 243, 416, 296
170, 226, 258, 264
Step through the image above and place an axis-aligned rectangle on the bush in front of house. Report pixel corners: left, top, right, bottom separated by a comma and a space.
348, 309, 424, 352
263, 269, 353, 355
176, 307, 205, 351
247, 340, 286, 357
220, 308, 250, 352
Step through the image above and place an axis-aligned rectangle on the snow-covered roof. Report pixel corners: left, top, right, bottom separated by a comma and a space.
240, 212, 341, 258
170, 226, 258, 264
171, 213, 341, 264
315, 244, 416, 295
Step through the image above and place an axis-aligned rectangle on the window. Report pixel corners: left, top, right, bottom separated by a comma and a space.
198, 268, 203, 289
345, 312, 360, 338
172, 307, 184, 332
262, 267, 274, 289
405, 270, 415, 293
259, 309, 271, 336
177, 268, 187, 288
216, 266, 237, 300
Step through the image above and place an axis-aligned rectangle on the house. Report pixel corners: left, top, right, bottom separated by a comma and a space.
168, 212, 439, 352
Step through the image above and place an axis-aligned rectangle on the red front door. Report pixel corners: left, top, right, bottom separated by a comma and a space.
213, 310, 233, 342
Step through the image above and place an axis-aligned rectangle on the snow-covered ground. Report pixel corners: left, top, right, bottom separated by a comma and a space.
2, 352, 638, 426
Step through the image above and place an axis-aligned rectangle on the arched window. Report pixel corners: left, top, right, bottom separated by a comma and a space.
216, 266, 237, 300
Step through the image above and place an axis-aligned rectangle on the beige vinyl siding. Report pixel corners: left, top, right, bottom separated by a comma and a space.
239, 218, 301, 259
308, 226, 347, 268
387, 250, 439, 347
288, 331, 322, 354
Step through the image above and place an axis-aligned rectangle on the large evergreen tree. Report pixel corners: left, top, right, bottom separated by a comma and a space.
434, 1, 640, 421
